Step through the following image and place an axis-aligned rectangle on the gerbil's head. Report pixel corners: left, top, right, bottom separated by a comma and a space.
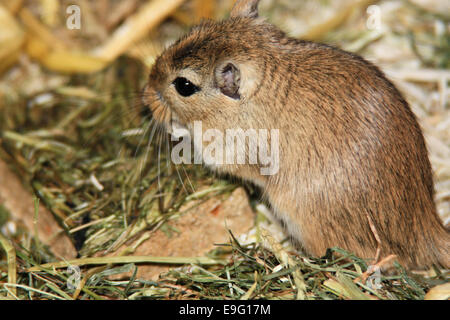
143, 0, 279, 131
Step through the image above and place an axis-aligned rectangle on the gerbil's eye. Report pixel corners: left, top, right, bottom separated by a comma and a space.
173, 77, 200, 97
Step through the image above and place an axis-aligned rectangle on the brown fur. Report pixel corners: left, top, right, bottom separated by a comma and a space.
143, 0, 449, 269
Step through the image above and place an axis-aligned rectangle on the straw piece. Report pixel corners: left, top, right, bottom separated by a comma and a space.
93, 0, 186, 62
260, 228, 307, 300
240, 271, 258, 300
194, 0, 215, 21
171, 10, 195, 26
25, 37, 107, 74
365, 211, 381, 264
300, 0, 378, 41
43, 49, 107, 74
354, 254, 398, 284
27, 255, 224, 272
424, 283, 450, 300
343, 29, 385, 53
19, 8, 66, 51
4, 0, 24, 14
126, 39, 161, 69
0, 233, 17, 298
55, 86, 102, 101
384, 69, 450, 83
40, 0, 59, 27
0, 5, 25, 74
323, 273, 372, 300
106, 0, 139, 30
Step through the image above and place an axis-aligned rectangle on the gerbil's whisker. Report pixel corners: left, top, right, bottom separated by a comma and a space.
115, 116, 152, 162
169, 138, 191, 196
174, 163, 189, 195
79, 96, 148, 150
133, 118, 154, 158
157, 126, 163, 190
136, 120, 154, 177
165, 128, 171, 170
181, 164, 196, 194
156, 106, 170, 191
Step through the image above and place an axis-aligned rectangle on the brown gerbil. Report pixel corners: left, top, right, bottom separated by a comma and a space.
143, 0, 449, 269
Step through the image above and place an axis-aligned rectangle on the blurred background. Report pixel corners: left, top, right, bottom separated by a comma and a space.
0, 0, 449, 300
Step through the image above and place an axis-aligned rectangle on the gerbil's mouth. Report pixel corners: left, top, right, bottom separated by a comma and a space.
144, 86, 171, 126
144, 85, 188, 136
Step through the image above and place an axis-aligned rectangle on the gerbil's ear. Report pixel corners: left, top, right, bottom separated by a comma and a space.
215, 62, 241, 100
230, 0, 260, 19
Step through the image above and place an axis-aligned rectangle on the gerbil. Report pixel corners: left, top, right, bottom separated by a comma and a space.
143, 0, 449, 269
